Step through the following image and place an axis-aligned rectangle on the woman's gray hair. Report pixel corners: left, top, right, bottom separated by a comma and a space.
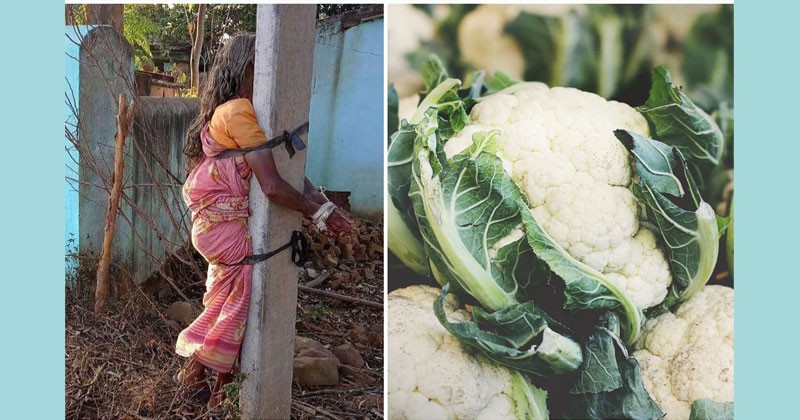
184, 33, 256, 171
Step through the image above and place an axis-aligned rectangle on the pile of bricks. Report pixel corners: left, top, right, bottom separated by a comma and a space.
301, 218, 383, 289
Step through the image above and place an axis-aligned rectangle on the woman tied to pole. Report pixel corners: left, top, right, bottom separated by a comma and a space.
176, 33, 354, 413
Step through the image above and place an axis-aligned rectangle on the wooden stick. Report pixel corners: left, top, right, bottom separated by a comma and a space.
292, 400, 344, 420
298, 285, 383, 310
94, 93, 135, 313
302, 269, 332, 289
298, 386, 380, 397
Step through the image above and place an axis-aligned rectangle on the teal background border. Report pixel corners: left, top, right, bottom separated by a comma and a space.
1, 1, 65, 418
2, 1, 799, 418
733, 1, 800, 418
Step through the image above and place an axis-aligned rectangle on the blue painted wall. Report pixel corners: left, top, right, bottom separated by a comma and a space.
307, 18, 384, 217
64, 25, 95, 257
64, 20, 384, 280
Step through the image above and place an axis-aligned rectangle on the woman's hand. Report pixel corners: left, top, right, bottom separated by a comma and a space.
304, 177, 330, 206
325, 208, 355, 235
246, 152, 355, 234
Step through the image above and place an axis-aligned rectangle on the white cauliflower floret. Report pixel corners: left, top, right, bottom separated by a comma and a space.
398, 94, 421, 126
605, 230, 672, 309
446, 84, 671, 308
634, 285, 734, 420
389, 285, 536, 419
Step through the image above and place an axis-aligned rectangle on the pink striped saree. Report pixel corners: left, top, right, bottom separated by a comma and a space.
175, 125, 255, 373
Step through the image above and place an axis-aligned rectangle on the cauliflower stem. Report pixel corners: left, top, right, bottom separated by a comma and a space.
434, 284, 583, 376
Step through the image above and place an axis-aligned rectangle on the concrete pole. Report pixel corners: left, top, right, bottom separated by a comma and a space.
240, 4, 317, 419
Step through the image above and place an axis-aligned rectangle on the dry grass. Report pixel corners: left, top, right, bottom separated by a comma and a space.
66, 221, 384, 420
66, 291, 206, 419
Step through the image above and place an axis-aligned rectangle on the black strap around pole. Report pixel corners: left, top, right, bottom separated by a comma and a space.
211, 121, 309, 160
219, 230, 308, 267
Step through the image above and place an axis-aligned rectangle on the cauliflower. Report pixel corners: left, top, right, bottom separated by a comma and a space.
457, 5, 525, 80
634, 285, 734, 420
388, 4, 435, 97
390, 58, 723, 351
398, 94, 420, 125
650, 4, 720, 87
458, 5, 586, 79
388, 285, 549, 420
444, 83, 672, 309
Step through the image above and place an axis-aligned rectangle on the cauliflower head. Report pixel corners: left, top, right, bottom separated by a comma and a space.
444, 83, 672, 309
458, 5, 587, 80
650, 4, 720, 88
457, 5, 526, 80
634, 285, 734, 420
388, 4, 435, 97
389, 285, 548, 420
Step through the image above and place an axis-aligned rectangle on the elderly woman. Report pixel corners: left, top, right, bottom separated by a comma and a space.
175, 33, 353, 412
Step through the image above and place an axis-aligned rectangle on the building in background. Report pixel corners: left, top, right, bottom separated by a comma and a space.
64, 6, 385, 283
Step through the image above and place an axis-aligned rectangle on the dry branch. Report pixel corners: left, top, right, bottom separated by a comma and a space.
303, 270, 333, 289
298, 285, 383, 310
95, 93, 136, 313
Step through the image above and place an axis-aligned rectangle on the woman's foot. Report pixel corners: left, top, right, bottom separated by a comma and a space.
176, 358, 207, 389
208, 371, 233, 415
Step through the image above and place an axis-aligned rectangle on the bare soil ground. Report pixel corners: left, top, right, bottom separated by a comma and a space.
66, 220, 384, 420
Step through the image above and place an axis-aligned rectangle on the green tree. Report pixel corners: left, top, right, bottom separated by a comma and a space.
123, 4, 160, 69
73, 4, 375, 72
121, 4, 257, 72
317, 4, 367, 19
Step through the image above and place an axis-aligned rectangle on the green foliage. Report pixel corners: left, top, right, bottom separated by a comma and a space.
66, 4, 86, 25
519, 203, 644, 345
683, 5, 734, 111
616, 129, 723, 311
174, 71, 188, 86
406, 5, 477, 80
221, 372, 247, 420
317, 4, 367, 19
511, 372, 550, 420
689, 398, 734, 420
408, 5, 732, 107
410, 110, 539, 310
387, 120, 429, 277
637, 66, 724, 180
124, 5, 160, 69
488, 71, 520, 91
727, 195, 734, 277
65, 235, 100, 306
306, 303, 331, 322
562, 313, 664, 420
178, 87, 199, 98
387, 57, 470, 279
121, 4, 257, 71
570, 312, 622, 394
410, 5, 655, 101
505, 11, 598, 93
390, 57, 734, 416
435, 284, 583, 376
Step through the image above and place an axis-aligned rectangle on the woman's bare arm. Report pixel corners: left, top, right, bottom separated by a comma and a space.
244, 148, 320, 217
